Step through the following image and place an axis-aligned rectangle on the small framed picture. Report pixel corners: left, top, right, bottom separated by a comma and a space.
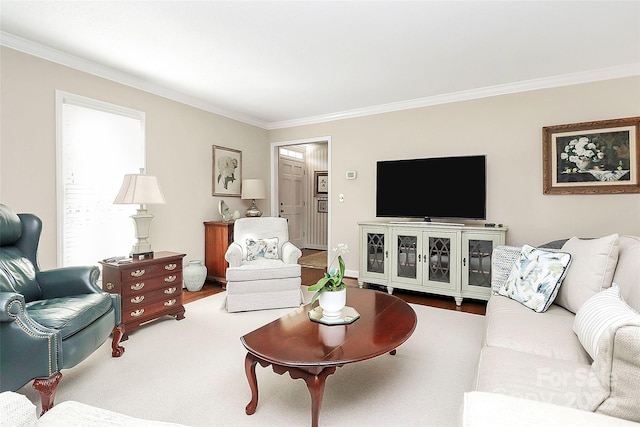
542, 116, 640, 194
314, 171, 328, 196
317, 199, 328, 213
212, 145, 242, 197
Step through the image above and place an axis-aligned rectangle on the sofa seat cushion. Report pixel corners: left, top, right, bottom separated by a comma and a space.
226, 260, 301, 281
26, 293, 113, 339
485, 295, 590, 363
475, 346, 591, 408
225, 277, 303, 312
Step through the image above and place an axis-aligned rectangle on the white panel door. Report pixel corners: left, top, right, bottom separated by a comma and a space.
278, 154, 305, 249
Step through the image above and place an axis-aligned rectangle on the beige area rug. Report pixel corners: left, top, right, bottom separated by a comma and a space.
18, 290, 485, 427
298, 251, 328, 269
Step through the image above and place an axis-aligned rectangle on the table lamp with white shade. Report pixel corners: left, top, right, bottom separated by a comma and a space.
113, 168, 166, 259
241, 179, 266, 217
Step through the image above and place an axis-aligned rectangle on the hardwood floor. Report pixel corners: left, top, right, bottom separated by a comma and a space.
183, 257, 487, 316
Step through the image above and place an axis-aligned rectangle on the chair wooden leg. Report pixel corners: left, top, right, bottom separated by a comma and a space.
111, 323, 125, 357
32, 371, 62, 415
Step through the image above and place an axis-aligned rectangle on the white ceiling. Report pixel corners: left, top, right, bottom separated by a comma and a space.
1, 1, 639, 129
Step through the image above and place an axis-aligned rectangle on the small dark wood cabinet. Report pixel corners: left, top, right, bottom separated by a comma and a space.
100, 251, 186, 340
204, 221, 234, 288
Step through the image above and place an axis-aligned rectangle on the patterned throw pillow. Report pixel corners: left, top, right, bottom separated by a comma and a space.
245, 237, 279, 261
573, 284, 639, 360
498, 244, 572, 313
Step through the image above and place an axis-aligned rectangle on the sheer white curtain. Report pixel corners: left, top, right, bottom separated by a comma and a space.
56, 91, 145, 266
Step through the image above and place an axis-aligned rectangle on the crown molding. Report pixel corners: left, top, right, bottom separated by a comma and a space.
267, 63, 640, 129
3, 31, 638, 131
0, 31, 269, 129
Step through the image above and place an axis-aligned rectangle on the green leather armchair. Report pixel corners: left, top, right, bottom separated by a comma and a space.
0, 204, 125, 414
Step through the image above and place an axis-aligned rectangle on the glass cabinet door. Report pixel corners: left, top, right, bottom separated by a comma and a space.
422, 231, 459, 291
461, 232, 505, 298
466, 239, 493, 288
359, 225, 389, 284
391, 230, 421, 285
365, 231, 386, 274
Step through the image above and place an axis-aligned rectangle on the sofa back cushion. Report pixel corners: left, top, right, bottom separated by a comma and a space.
554, 234, 619, 314
612, 236, 640, 311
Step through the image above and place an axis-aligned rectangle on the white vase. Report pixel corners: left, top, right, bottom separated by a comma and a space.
319, 324, 346, 347
318, 288, 347, 320
575, 158, 591, 171
183, 260, 207, 292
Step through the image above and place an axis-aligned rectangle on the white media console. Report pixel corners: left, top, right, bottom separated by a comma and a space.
358, 221, 508, 305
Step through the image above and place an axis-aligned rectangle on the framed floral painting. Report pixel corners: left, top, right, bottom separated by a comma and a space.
542, 116, 640, 194
212, 145, 242, 196
314, 171, 328, 196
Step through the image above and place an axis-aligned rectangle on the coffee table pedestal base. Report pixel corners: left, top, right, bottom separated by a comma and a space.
244, 352, 338, 427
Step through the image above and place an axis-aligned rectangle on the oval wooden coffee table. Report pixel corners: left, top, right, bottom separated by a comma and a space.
241, 287, 417, 427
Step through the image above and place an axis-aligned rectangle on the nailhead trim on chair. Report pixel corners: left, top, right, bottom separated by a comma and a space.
7, 299, 58, 375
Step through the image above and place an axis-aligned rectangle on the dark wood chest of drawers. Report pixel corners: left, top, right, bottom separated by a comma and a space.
204, 221, 234, 288
100, 251, 186, 340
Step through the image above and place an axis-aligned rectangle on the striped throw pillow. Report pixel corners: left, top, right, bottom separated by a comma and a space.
573, 284, 639, 360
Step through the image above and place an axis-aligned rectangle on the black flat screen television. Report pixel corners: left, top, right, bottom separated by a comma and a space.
376, 155, 486, 221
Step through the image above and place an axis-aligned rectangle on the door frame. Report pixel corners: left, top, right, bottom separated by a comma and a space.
270, 136, 332, 252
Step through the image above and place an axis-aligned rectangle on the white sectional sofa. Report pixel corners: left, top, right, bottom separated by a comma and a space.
466, 234, 640, 425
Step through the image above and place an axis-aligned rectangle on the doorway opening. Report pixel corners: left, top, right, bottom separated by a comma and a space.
270, 137, 331, 255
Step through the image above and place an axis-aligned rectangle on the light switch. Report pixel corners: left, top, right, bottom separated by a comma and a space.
339, 194, 344, 203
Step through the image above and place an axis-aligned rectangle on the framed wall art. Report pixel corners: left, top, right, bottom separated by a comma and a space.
542, 116, 640, 194
212, 145, 242, 197
314, 171, 328, 196
317, 199, 328, 213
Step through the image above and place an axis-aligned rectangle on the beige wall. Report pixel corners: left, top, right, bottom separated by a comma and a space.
0, 47, 269, 269
270, 77, 640, 273
2, 46, 639, 276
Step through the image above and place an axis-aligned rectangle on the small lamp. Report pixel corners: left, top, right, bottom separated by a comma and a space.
241, 179, 266, 217
113, 168, 166, 259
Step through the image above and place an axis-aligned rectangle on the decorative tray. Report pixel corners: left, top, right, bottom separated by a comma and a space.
308, 306, 360, 325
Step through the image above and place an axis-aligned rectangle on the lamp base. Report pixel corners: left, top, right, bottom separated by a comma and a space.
245, 199, 263, 217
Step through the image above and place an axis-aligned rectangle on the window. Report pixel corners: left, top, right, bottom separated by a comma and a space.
56, 91, 145, 266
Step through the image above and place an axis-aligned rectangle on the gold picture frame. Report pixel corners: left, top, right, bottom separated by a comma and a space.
212, 145, 242, 196
542, 116, 640, 194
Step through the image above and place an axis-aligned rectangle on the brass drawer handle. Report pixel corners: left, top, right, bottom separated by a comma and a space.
165, 263, 177, 271
131, 282, 145, 291
164, 299, 176, 307
131, 295, 145, 304
131, 309, 145, 317
165, 287, 177, 294
130, 269, 145, 277
105, 282, 115, 290
164, 275, 177, 283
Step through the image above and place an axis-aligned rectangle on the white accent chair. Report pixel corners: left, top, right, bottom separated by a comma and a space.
224, 217, 303, 312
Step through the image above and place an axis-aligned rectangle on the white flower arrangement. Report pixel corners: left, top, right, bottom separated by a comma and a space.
217, 156, 238, 189
560, 136, 604, 170
308, 243, 350, 303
